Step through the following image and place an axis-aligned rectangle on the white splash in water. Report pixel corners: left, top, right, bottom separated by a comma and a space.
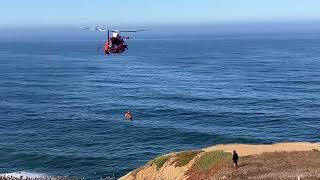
0, 171, 47, 179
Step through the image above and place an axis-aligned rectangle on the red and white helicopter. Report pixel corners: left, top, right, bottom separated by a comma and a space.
81, 27, 146, 54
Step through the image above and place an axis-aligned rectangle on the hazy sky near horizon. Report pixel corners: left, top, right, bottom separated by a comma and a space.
1, 0, 320, 26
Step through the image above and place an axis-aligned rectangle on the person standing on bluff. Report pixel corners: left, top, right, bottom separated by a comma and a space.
233, 150, 239, 167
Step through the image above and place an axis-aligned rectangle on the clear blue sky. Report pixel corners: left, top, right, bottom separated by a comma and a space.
1, 0, 320, 27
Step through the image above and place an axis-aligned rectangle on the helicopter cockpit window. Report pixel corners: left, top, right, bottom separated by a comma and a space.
111, 37, 121, 47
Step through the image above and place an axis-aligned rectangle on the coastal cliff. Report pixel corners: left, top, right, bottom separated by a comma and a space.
119, 142, 320, 180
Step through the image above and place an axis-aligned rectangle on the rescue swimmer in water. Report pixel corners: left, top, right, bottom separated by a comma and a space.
125, 111, 133, 121
80, 27, 147, 54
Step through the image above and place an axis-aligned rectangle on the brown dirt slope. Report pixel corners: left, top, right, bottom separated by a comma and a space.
187, 150, 320, 180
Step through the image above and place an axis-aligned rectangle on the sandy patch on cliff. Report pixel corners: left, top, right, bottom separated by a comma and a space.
119, 152, 206, 180
203, 142, 320, 156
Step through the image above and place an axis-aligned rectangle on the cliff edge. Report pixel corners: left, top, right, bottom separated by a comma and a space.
119, 142, 320, 180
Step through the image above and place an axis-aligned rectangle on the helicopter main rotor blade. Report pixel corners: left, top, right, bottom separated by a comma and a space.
110, 30, 148, 33
81, 27, 148, 33
80, 27, 107, 32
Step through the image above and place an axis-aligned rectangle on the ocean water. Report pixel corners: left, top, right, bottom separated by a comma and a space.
0, 32, 320, 179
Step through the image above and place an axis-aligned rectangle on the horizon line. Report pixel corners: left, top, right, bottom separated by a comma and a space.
1, 19, 320, 29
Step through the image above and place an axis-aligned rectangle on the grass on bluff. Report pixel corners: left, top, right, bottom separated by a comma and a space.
174, 151, 203, 167
150, 151, 203, 169
195, 150, 231, 172
151, 155, 170, 169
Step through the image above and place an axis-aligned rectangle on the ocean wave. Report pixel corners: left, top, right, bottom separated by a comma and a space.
0, 171, 115, 180
0, 171, 47, 179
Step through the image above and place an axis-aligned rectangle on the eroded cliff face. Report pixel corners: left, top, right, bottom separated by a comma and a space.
119, 151, 205, 180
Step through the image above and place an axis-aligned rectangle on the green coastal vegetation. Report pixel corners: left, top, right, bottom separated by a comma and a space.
151, 155, 170, 169
193, 150, 231, 172
174, 151, 202, 167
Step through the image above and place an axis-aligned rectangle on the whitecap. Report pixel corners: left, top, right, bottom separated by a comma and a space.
0, 171, 47, 179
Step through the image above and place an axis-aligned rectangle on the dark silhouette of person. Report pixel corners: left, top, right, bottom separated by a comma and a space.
233, 150, 239, 167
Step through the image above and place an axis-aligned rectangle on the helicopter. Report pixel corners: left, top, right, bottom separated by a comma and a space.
80, 27, 146, 54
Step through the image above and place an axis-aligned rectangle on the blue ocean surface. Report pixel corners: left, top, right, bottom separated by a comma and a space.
0, 32, 320, 178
